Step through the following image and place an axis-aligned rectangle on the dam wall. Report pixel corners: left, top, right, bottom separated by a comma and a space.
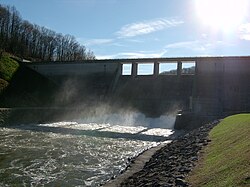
194, 57, 250, 115
113, 75, 194, 117
25, 56, 250, 118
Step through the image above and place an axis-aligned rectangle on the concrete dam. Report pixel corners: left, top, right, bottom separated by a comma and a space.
25, 56, 250, 126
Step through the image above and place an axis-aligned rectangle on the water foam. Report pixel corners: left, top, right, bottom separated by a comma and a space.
0, 113, 176, 186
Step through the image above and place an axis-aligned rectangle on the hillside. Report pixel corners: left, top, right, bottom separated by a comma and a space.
0, 53, 19, 92
0, 4, 95, 61
188, 114, 250, 186
160, 66, 195, 75
0, 53, 57, 107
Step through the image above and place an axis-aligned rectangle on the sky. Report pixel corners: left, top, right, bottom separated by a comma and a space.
0, 0, 250, 59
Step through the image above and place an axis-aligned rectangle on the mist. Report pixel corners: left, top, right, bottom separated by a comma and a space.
49, 75, 179, 130
72, 104, 177, 129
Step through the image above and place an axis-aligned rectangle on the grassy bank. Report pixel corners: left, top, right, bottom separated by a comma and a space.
0, 53, 19, 81
188, 114, 250, 186
0, 53, 19, 91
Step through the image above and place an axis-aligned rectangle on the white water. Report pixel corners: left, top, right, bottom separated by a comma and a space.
0, 114, 176, 186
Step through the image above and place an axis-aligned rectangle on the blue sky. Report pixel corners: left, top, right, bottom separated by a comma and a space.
1, 0, 250, 59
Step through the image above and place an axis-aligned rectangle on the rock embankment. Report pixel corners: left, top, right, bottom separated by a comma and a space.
120, 120, 219, 187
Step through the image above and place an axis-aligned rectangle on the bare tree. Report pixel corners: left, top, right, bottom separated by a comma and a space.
0, 4, 95, 61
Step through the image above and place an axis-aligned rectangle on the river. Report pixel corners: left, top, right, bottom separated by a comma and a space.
0, 113, 176, 186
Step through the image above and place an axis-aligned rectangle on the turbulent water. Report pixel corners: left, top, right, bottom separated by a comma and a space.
0, 113, 176, 186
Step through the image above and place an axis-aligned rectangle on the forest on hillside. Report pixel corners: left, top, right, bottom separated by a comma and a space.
0, 4, 95, 62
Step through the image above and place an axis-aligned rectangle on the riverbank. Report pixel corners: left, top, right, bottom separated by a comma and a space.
188, 114, 250, 186
103, 141, 171, 187
105, 120, 219, 186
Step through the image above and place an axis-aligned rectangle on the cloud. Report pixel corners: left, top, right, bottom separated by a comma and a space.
78, 18, 183, 48
83, 38, 114, 46
239, 23, 250, 41
96, 54, 118, 59
96, 50, 167, 59
116, 18, 183, 38
165, 40, 207, 51
165, 40, 226, 52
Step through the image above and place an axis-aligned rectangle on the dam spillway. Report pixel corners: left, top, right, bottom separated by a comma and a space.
25, 56, 250, 119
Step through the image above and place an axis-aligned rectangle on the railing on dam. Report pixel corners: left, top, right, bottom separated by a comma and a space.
25, 57, 197, 78
25, 56, 250, 79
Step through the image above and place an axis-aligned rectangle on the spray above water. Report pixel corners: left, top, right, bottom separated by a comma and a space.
68, 107, 178, 141
69, 101, 178, 128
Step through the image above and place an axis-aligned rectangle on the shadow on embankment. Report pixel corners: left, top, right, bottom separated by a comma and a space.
0, 62, 57, 107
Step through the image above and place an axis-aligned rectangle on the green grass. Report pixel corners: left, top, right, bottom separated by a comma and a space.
188, 114, 250, 187
0, 78, 9, 92
0, 53, 19, 82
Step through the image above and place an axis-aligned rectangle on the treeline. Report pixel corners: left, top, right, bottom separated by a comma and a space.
0, 5, 95, 61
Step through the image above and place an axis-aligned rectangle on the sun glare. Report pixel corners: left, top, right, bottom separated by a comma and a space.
195, 0, 248, 32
